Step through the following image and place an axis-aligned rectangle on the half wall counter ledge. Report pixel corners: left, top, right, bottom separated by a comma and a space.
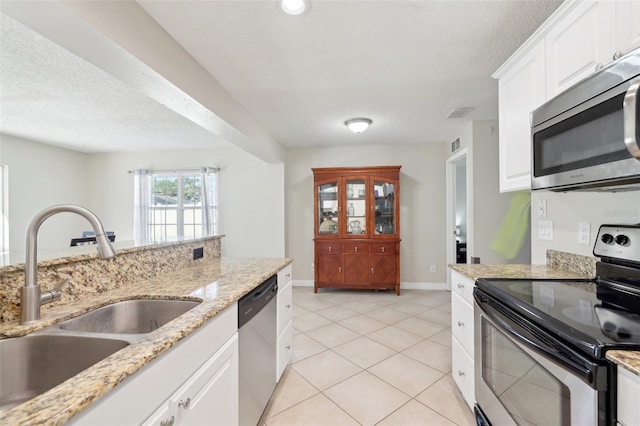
0, 235, 225, 328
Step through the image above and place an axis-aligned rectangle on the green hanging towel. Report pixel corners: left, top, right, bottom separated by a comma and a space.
490, 191, 531, 260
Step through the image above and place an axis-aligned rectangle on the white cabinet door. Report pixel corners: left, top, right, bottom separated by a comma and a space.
498, 40, 545, 192
276, 321, 293, 382
545, 0, 615, 99
617, 367, 640, 426
614, 1, 640, 55
452, 337, 474, 410
170, 334, 239, 426
277, 280, 293, 336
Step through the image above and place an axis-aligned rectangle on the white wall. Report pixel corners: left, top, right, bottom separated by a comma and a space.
455, 120, 531, 265
530, 191, 640, 263
1, 134, 91, 251
2, 135, 285, 258
286, 143, 450, 285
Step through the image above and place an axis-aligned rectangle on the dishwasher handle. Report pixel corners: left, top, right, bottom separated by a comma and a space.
238, 275, 278, 328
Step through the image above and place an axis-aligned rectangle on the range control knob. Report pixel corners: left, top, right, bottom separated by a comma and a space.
600, 233, 615, 244
615, 234, 630, 246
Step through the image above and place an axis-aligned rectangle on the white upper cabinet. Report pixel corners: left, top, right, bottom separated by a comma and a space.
494, 0, 640, 193
545, 1, 615, 99
497, 41, 546, 192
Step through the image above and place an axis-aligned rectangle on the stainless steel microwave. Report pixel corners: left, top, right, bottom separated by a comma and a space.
531, 49, 640, 191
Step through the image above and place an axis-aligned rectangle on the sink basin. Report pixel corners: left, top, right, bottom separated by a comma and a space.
55, 299, 201, 335
0, 334, 128, 411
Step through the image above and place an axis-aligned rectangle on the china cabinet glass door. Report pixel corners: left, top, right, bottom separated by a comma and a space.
317, 181, 339, 235
345, 178, 367, 237
373, 179, 397, 235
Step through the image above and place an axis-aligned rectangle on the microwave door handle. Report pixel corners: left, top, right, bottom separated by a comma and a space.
623, 77, 640, 159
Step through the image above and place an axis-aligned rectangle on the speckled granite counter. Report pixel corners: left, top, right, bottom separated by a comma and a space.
448, 263, 592, 281
0, 256, 292, 425
606, 350, 640, 377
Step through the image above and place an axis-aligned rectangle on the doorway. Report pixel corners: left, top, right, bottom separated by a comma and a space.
446, 148, 471, 285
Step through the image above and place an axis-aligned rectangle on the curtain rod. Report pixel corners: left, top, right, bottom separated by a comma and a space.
127, 167, 219, 174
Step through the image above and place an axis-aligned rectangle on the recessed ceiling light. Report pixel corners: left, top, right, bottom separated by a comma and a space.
345, 118, 372, 134
281, 0, 308, 16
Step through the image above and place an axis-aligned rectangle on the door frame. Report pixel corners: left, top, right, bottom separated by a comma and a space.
445, 147, 473, 288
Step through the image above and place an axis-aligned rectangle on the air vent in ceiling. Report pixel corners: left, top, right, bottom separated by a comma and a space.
446, 107, 474, 119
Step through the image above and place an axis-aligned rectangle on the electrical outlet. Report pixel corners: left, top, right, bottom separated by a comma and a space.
430, 265, 436, 273
578, 222, 590, 245
538, 200, 547, 218
193, 247, 204, 260
538, 220, 554, 241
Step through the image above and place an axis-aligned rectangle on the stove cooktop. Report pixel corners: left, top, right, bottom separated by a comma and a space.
476, 278, 640, 359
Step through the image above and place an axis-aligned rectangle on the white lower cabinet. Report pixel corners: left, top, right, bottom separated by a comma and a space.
143, 334, 238, 426
450, 269, 475, 410
276, 264, 293, 382
617, 366, 640, 426
71, 304, 239, 425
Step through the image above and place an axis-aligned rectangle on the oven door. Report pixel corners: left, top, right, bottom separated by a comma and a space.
474, 288, 611, 426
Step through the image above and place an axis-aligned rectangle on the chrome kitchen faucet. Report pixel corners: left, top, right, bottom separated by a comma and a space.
20, 205, 117, 324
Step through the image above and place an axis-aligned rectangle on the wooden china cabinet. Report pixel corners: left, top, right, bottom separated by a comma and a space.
313, 166, 401, 295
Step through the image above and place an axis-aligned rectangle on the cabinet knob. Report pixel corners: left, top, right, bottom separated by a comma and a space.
381, 246, 385, 253
338, 266, 342, 273
457, 321, 465, 327
371, 267, 375, 274
161, 416, 175, 426
458, 370, 465, 377
286, 304, 291, 309
328, 246, 332, 253
457, 283, 464, 289
355, 246, 358, 253
178, 398, 191, 409
286, 273, 291, 279
286, 345, 291, 350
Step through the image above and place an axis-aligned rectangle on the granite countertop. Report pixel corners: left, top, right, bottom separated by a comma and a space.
606, 350, 640, 377
0, 256, 292, 425
450, 263, 640, 379
448, 263, 593, 281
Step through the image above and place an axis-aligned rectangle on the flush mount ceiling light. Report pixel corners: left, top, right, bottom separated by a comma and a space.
345, 118, 372, 134
281, 0, 309, 15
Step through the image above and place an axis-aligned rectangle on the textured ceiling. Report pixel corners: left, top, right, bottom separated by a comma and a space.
1, 1, 562, 153
0, 13, 229, 153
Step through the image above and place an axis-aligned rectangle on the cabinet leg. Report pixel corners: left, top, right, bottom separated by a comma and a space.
396, 284, 400, 296
314, 284, 318, 294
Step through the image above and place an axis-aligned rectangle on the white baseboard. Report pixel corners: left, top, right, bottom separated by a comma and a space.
293, 280, 448, 291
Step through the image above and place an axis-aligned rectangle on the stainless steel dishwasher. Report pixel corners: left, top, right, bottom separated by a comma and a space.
238, 275, 278, 426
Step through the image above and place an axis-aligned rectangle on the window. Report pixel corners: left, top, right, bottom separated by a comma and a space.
133, 168, 217, 243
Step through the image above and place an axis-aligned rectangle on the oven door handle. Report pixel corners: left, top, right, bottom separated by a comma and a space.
624, 77, 640, 160
475, 291, 599, 387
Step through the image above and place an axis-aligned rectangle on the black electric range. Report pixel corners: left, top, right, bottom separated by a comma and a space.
476, 224, 640, 361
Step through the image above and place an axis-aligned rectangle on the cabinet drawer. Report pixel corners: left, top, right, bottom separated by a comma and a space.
451, 291, 474, 356
617, 367, 640, 426
316, 242, 343, 254
277, 280, 293, 335
451, 270, 474, 305
370, 243, 395, 255
452, 337, 475, 410
278, 264, 292, 287
344, 242, 369, 254
277, 321, 293, 382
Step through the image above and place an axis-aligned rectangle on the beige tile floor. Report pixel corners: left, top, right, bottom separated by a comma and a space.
260, 287, 476, 426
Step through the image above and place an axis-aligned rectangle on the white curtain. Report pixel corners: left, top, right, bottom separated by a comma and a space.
133, 169, 151, 242
200, 167, 218, 236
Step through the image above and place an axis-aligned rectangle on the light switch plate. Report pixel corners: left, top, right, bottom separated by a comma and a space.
538, 200, 547, 218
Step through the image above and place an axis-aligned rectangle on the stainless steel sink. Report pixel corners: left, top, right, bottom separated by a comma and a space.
54, 299, 201, 335
0, 334, 129, 411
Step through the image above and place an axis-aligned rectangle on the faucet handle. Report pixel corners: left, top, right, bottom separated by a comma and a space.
40, 277, 69, 305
